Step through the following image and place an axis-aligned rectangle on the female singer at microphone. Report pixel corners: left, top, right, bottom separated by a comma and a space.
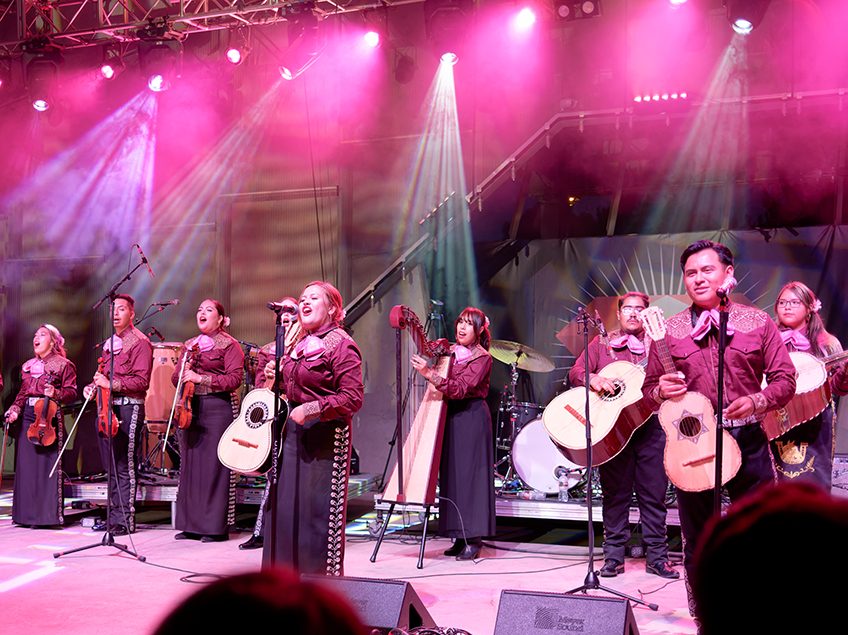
4, 324, 77, 527
172, 299, 244, 542
411, 307, 495, 561
261, 282, 363, 575
771, 282, 848, 489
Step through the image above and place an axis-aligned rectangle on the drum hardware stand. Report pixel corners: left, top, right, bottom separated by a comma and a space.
56, 256, 148, 562
139, 421, 179, 478
564, 308, 655, 612
495, 363, 522, 494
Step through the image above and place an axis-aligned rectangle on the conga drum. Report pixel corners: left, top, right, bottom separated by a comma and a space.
142, 343, 181, 472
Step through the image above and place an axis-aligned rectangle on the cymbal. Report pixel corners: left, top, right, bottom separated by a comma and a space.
489, 340, 555, 373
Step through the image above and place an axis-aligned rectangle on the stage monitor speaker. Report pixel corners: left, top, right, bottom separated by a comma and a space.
494, 589, 640, 635
302, 575, 436, 633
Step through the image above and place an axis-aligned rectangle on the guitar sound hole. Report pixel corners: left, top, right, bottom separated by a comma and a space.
678, 416, 702, 438
599, 380, 624, 402
247, 406, 267, 428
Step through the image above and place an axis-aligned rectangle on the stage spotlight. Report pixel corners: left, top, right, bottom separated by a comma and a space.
23, 38, 62, 112
137, 18, 183, 92
363, 30, 381, 49
512, 7, 537, 33
669, 0, 688, 5
424, 0, 473, 62
225, 28, 250, 66
440, 52, 458, 66
724, 0, 771, 35
555, 0, 602, 21
226, 48, 243, 64
278, 3, 323, 81
0, 60, 11, 91
99, 46, 125, 80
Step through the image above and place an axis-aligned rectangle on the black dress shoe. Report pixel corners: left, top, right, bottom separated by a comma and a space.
456, 543, 482, 561
111, 525, 129, 536
200, 534, 228, 543
92, 519, 107, 532
646, 561, 680, 579
174, 531, 200, 541
239, 535, 264, 550
443, 539, 466, 557
599, 559, 624, 577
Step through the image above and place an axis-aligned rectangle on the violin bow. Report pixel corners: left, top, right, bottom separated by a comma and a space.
163, 348, 191, 446
49, 391, 94, 479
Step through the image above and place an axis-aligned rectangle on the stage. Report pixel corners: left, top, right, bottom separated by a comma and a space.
0, 493, 694, 635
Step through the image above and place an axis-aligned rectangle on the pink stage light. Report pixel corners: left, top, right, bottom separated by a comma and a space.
100, 64, 116, 80
441, 52, 458, 66
226, 48, 243, 65
732, 18, 754, 35
32, 98, 49, 112
363, 30, 381, 49
147, 74, 167, 92
512, 7, 537, 33
669, 0, 688, 5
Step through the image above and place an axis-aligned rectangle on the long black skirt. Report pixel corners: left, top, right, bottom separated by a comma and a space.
770, 406, 835, 490
438, 397, 496, 539
12, 405, 64, 526
262, 418, 352, 576
175, 394, 236, 536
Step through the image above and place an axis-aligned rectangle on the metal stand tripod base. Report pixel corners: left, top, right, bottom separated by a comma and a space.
566, 569, 658, 611
370, 502, 432, 570
53, 530, 145, 561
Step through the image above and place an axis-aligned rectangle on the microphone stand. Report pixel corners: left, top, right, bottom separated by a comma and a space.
713, 294, 730, 513
56, 262, 147, 561
565, 309, 656, 611
265, 308, 288, 565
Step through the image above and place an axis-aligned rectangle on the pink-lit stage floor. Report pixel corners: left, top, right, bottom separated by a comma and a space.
0, 494, 695, 635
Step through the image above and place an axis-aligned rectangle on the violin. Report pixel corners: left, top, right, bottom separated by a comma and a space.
27, 371, 60, 447
95, 356, 120, 437
174, 344, 200, 430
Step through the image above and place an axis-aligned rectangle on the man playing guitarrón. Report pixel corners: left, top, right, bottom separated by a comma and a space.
569, 292, 678, 579
642, 240, 795, 617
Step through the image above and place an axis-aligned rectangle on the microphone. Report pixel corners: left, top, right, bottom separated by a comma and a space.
716, 276, 738, 298
594, 310, 608, 338
146, 327, 165, 342
152, 299, 180, 306
136, 244, 155, 278
267, 301, 298, 315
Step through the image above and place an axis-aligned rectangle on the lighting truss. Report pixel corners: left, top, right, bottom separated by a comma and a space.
0, 0, 422, 55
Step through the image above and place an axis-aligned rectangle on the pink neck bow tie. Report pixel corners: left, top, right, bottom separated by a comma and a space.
293, 335, 325, 359
780, 329, 810, 352
609, 334, 645, 355
23, 358, 45, 378
189, 334, 216, 353
691, 309, 735, 341
102, 336, 123, 355
453, 345, 473, 364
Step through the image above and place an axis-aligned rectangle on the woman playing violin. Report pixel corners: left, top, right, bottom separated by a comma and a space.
771, 282, 848, 489
171, 299, 244, 542
261, 282, 364, 575
411, 307, 495, 561
4, 324, 78, 527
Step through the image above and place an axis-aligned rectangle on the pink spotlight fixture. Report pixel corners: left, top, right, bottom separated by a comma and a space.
32, 98, 49, 112
226, 48, 243, 65
669, 0, 688, 5
100, 64, 116, 80
363, 30, 381, 49
512, 7, 537, 33
440, 52, 458, 66
147, 74, 168, 92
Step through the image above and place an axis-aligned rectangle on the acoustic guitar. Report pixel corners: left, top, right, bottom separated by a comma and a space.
543, 360, 653, 467
761, 349, 848, 440
639, 306, 742, 492
218, 382, 288, 476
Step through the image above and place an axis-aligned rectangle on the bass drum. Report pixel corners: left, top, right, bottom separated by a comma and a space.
511, 416, 583, 494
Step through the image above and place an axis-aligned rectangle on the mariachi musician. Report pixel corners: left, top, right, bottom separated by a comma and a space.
771, 282, 848, 489
4, 324, 78, 528
83, 294, 153, 535
642, 240, 795, 618
172, 298, 244, 542
568, 292, 678, 579
261, 281, 363, 574
239, 296, 302, 551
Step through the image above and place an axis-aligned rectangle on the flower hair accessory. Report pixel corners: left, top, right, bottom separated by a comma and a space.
484, 316, 490, 329
223, 316, 231, 328
811, 299, 822, 313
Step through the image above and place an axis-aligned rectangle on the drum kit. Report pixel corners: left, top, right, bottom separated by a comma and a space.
490, 340, 587, 498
